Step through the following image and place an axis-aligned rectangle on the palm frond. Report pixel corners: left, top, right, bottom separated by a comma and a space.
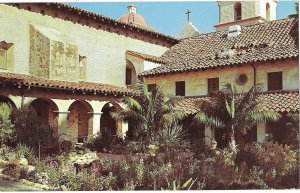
193, 111, 225, 128
251, 110, 281, 123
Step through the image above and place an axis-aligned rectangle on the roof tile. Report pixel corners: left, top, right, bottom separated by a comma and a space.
140, 18, 299, 77
175, 90, 299, 115
0, 72, 137, 96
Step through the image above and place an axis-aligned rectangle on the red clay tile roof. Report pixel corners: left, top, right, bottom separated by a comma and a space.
0, 41, 13, 50
257, 90, 299, 113
126, 50, 166, 64
140, 17, 299, 77
6, 3, 178, 47
175, 90, 299, 115
0, 72, 137, 96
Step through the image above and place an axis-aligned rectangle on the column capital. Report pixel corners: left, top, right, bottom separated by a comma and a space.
53, 111, 70, 114
87, 112, 103, 115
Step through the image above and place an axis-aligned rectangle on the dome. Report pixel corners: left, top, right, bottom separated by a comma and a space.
118, 13, 147, 27
118, 4, 148, 28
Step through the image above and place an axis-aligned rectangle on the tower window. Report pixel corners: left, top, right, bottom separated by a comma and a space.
175, 81, 185, 96
234, 2, 242, 21
268, 72, 282, 91
266, 3, 270, 21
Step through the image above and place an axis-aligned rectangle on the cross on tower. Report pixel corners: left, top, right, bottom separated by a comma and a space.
186, 10, 191, 22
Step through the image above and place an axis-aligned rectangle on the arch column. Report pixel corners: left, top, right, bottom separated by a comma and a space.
204, 125, 215, 147
89, 112, 103, 136
52, 99, 75, 140
115, 102, 128, 138
257, 122, 266, 143
89, 101, 109, 136
120, 120, 128, 139
55, 111, 70, 140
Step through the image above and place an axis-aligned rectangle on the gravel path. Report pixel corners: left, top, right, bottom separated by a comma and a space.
0, 178, 43, 191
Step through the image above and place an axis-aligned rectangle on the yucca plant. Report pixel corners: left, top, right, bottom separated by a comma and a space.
193, 83, 281, 154
112, 83, 185, 143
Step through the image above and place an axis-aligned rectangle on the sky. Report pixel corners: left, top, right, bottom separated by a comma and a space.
68, 1, 298, 37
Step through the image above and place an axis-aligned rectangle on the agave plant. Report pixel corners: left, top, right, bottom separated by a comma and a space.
158, 121, 186, 151
193, 83, 281, 154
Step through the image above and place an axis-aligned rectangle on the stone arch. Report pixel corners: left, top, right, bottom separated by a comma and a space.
0, 95, 17, 109
234, 2, 242, 21
28, 98, 59, 136
67, 100, 93, 143
266, 3, 270, 21
126, 60, 137, 86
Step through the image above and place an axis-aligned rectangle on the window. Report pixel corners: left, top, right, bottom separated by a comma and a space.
266, 3, 270, 21
234, 2, 242, 21
268, 72, 282, 91
208, 78, 219, 93
126, 60, 136, 86
175, 81, 185, 96
0, 48, 7, 69
126, 68, 132, 85
0, 41, 13, 71
147, 84, 156, 92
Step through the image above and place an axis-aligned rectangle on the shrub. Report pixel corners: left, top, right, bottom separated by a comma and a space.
267, 113, 299, 150
90, 131, 115, 152
0, 103, 14, 145
12, 106, 60, 157
236, 142, 299, 188
60, 140, 73, 154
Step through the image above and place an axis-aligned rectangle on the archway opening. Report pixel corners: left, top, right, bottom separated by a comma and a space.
100, 102, 119, 139
68, 100, 93, 143
126, 60, 137, 86
234, 2, 242, 21
29, 98, 59, 136
0, 95, 16, 109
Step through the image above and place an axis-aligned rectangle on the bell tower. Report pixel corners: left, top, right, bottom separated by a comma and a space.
215, 0, 278, 31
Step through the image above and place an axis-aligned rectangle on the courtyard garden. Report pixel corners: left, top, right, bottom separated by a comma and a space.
0, 83, 299, 190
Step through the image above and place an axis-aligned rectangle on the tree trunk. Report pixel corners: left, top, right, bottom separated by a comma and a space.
229, 126, 237, 154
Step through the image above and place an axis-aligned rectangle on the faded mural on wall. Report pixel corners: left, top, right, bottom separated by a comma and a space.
30, 24, 82, 82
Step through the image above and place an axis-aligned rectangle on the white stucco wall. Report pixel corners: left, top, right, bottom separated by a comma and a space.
0, 4, 168, 87
143, 60, 299, 96
143, 60, 161, 71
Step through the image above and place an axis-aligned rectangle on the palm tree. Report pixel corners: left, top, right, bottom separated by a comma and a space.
192, 83, 280, 154
112, 84, 185, 143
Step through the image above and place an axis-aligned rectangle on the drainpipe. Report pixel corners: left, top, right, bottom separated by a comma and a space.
251, 63, 256, 86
